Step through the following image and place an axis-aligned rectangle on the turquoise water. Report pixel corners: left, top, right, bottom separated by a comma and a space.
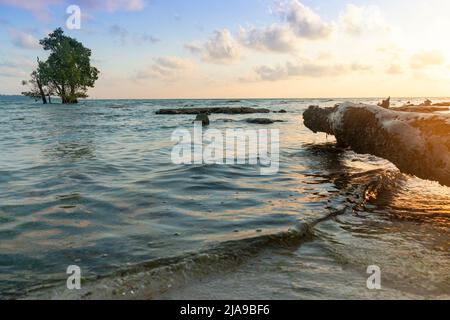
0, 96, 448, 299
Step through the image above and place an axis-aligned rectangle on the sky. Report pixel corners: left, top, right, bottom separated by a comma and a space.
1, 0, 450, 99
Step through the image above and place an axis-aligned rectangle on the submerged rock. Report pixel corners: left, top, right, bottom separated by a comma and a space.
245, 118, 284, 124
216, 118, 235, 123
156, 107, 270, 115
303, 102, 450, 187
194, 113, 210, 126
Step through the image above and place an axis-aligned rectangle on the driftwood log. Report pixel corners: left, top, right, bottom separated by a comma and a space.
303, 102, 450, 187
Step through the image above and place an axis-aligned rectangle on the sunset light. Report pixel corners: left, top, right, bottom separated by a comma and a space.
0, 0, 448, 307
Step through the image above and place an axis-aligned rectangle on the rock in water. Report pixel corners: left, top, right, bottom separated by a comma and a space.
156, 107, 270, 115
195, 113, 210, 126
378, 97, 390, 109
303, 102, 450, 187
245, 118, 284, 124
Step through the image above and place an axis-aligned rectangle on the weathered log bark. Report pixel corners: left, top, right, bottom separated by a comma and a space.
303, 102, 450, 187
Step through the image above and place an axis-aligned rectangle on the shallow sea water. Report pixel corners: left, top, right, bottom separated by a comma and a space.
0, 96, 448, 299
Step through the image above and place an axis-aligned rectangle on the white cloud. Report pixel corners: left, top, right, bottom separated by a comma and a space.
0, 0, 61, 20
278, 0, 332, 40
120, 0, 145, 11
249, 60, 372, 81
109, 24, 159, 46
410, 50, 445, 69
202, 29, 242, 64
0, 65, 28, 78
135, 56, 196, 81
253, 64, 290, 81
134, 33, 160, 45
338, 4, 390, 36
186, 29, 242, 64
0, 0, 145, 20
109, 24, 129, 45
186, 1, 392, 60
238, 24, 297, 52
0, 57, 34, 78
9, 29, 40, 49
78, 0, 146, 12
184, 43, 203, 55
386, 64, 403, 75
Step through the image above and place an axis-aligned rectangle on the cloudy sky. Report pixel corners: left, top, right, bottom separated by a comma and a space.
1, 0, 450, 98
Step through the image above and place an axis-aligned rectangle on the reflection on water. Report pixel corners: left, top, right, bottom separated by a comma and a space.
303, 145, 450, 297
0, 96, 448, 299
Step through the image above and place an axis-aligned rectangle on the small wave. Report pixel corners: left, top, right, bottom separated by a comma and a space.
23, 222, 314, 299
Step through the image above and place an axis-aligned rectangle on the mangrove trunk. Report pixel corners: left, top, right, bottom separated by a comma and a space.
36, 79, 47, 104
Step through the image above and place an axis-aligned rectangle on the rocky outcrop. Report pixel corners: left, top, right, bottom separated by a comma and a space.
303, 102, 450, 187
432, 102, 450, 107
378, 97, 390, 109
394, 105, 449, 113
156, 107, 270, 115
394, 99, 450, 113
245, 118, 284, 125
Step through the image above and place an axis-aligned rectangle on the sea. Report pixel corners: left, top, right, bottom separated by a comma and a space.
0, 96, 448, 299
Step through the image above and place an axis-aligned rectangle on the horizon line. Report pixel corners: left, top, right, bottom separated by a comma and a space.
2, 95, 450, 101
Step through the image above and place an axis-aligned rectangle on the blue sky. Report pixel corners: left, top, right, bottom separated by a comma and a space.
1, 0, 450, 98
